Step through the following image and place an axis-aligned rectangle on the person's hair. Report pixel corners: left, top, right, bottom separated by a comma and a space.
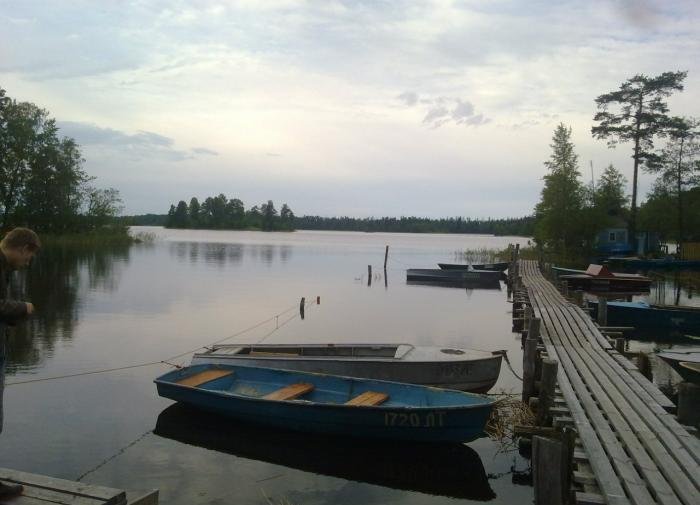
0, 227, 41, 252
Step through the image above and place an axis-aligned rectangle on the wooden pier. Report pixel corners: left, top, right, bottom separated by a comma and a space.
510, 258, 700, 505
0, 468, 157, 505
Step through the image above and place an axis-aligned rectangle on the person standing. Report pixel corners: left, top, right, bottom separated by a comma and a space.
0, 228, 40, 498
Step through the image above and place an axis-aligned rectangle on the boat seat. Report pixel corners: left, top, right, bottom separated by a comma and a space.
263, 383, 314, 401
177, 369, 234, 387
345, 391, 389, 406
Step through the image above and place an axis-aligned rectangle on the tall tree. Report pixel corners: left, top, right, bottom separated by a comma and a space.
261, 200, 277, 231
189, 197, 200, 227
644, 116, 700, 253
594, 164, 628, 217
535, 124, 587, 257
591, 71, 687, 244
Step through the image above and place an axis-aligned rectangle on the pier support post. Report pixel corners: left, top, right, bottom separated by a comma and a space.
523, 336, 539, 403
614, 338, 626, 354
533, 431, 574, 505
528, 317, 541, 342
368, 265, 372, 286
299, 297, 305, 319
560, 281, 568, 298
597, 297, 608, 326
637, 352, 652, 381
678, 382, 700, 427
384, 245, 389, 269
537, 359, 558, 426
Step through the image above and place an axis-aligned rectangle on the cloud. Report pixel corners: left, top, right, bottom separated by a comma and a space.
56, 121, 214, 162
191, 147, 218, 156
397, 91, 419, 106
401, 94, 490, 129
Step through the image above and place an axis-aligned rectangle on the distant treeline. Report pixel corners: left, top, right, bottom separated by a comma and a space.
294, 215, 535, 236
163, 195, 295, 231
124, 211, 535, 236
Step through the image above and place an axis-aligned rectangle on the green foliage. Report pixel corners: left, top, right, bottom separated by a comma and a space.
293, 215, 535, 235
639, 183, 700, 242
594, 164, 628, 217
641, 117, 700, 244
164, 195, 295, 231
0, 86, 124, 234
534, 124, 594, 257
591, 71, 687, 240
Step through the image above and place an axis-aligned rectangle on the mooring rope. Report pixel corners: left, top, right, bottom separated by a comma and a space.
6, 297, 320, 387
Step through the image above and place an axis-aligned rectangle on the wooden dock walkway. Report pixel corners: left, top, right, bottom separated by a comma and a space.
515, 259, 699, 505
0, 468, 157, 505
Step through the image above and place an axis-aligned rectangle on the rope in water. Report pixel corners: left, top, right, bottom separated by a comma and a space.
6, 297, 319, 387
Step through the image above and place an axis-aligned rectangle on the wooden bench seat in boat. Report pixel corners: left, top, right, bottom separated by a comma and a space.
177, 369, 234, 387
345, 391, 389, 406
263, 383, 315, 401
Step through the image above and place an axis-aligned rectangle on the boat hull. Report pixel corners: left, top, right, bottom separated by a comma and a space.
589, 301, 700, 333
407, 268, 503, 284
559, 274, 651, 292
191, 347, 503, 393
438, 262, 509, 272
155, 365, 494, 443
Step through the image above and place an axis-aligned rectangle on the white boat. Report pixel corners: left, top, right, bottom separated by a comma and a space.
191, 343, 503, 393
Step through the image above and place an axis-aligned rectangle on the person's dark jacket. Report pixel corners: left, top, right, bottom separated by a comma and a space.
0, 253, 27, 337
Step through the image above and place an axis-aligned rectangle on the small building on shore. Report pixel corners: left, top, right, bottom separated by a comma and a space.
595, 217, 660, 257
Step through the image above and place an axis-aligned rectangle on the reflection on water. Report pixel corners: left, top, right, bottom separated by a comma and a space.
155, 404, 496, 501
6, 243, 134, 373
2, 228, 535, 505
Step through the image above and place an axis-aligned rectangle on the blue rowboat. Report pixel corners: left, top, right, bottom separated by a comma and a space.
154, 364, 494, 443
438, 262, 509, 272
588, 300, 700, 334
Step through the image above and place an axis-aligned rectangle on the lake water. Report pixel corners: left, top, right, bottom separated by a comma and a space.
2, 228, 535, 505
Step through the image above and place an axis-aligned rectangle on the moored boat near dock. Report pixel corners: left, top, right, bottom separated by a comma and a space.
657, 347, 700, 382
438, 261, 509, 272
155, 364, 495, 443
607, 257, 700, 270
558, 264, 651, 292
406, 268, 503, 285
192, 343, 503, 393
588, 300, 700, 334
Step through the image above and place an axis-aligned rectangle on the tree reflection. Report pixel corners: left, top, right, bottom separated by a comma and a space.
5, 243, 134, 373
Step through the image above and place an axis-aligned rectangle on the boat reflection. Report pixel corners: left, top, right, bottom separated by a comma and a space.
407, 279, 502, 290
154, 404, 496, 501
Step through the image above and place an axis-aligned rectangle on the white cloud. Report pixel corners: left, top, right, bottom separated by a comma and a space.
1, 0, 699, 216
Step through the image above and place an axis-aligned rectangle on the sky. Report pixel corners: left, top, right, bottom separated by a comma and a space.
1, 0, 699, 218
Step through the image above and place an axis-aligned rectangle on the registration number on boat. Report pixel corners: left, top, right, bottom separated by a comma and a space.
384, 411, 446, 427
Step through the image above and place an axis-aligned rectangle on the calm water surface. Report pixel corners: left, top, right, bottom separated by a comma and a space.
3, 228, 533, 504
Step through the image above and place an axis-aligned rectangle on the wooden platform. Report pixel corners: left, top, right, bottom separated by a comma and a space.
0, 468, 157, 505
518, 260, 700, 505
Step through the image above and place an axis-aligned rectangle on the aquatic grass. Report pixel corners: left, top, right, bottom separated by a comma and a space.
40, 227, 136, 248
485, 394, 535, 452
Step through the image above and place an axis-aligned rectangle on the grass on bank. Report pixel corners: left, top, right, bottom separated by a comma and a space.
39, 226, 155, 248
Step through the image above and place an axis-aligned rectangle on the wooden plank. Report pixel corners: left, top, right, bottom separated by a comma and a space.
543, 302, 688, 505
176, 369, 233, 387
525, 264, 700, 505
263, 383, 314, 401
526, 286, 652, 505
16, 485, 107, 504
0, 468, 126, 504
345, 391, 389, 406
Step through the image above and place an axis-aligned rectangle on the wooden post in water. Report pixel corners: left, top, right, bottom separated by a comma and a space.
528, 316, 541, 341
597, 297, 608, 326
299, 297, 305, 320
573, 289, 584, 307
637, 352, 652, 381
678, 382, 700, 427
368, 265, 372, 286
537, 359, 558, 426
523, 334, 539, 403
614, 338, 626, 354
533, 430, 575, 505
384, 245, 389, 269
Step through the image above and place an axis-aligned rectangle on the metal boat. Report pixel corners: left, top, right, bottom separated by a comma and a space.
406, 268, 503, 285
657, 347, 700, 382
155, 364, 495, 442
438, 262, 509, 272
192, 343, 503, 393
588, 301, 700, 334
